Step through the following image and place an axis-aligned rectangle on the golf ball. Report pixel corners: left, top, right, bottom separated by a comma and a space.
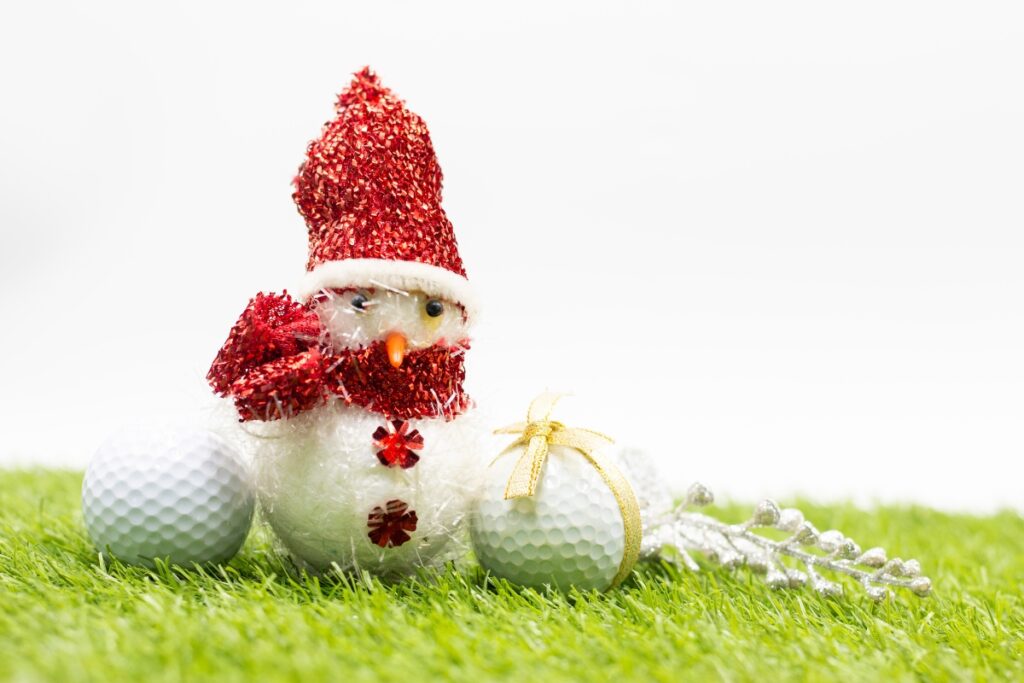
470, 445, 627, 591
82, 429, 254, 566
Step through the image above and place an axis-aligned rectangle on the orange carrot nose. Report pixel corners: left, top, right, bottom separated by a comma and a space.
385, 332, 407, 369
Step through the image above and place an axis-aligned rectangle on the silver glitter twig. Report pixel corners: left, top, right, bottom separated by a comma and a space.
642, 483, 932, 601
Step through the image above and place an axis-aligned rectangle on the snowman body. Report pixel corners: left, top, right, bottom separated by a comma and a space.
251, 400, 484, 575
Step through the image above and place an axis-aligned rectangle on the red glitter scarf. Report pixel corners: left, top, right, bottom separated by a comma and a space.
323, 341, 471, 421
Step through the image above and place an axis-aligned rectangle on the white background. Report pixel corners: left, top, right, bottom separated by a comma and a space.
1, 1, 1021, 511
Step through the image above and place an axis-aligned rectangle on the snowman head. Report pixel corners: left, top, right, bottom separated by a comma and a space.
293, 69, 477, 379
313, 286, 469, 368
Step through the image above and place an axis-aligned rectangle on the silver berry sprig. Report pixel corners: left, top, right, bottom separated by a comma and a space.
641, 483, 932, 601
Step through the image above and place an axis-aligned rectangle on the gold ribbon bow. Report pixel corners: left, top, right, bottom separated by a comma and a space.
494, 393, 642, 588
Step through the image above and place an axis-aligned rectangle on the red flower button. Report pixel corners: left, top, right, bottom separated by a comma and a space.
372, 420, 424, 469
367, 499, 418, 548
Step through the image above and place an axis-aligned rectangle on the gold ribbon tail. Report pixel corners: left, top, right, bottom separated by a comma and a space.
504, 433, 551, 499
578, 450, 642, 588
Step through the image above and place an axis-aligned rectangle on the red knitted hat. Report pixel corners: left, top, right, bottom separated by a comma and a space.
292, 67, 477, 320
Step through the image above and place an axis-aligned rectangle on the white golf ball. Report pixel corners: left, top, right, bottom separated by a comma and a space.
470, 445, 627, 591
82, 429, 254, 566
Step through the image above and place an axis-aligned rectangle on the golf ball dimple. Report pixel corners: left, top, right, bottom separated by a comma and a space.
82, 429, 254, 566
470, 445, 626, 591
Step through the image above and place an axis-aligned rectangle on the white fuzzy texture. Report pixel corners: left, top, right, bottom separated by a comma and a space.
218, 400, 490, 577
296, 258, 480, 324
314, 288, 469, 352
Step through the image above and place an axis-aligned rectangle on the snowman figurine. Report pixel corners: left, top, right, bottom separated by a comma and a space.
207, 68, 484, 577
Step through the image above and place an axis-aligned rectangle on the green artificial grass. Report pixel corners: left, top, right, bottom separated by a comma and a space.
1, 470, 1021, 683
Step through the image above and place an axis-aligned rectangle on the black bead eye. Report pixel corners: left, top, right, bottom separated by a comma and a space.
425, 299, 444, 318
351, 293, 369, 311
